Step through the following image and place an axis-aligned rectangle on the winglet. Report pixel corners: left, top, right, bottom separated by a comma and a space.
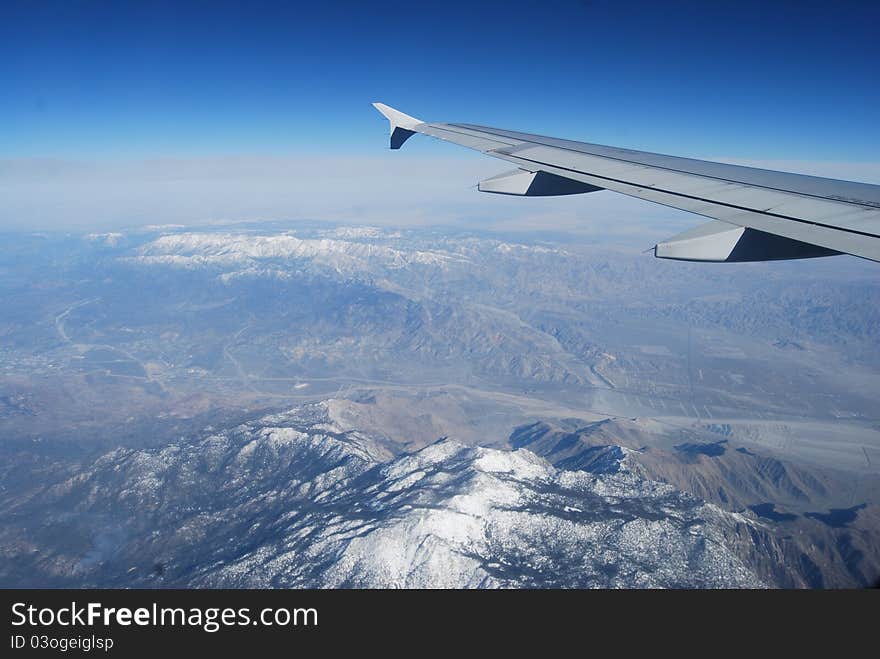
372, 102, 423, 149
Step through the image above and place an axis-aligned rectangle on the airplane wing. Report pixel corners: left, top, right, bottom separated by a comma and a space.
373, 102, 880, 263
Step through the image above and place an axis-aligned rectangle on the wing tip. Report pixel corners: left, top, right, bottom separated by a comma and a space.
372, 102, 422, 130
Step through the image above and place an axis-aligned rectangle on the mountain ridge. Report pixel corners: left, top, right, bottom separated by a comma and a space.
0, 402, 766, 588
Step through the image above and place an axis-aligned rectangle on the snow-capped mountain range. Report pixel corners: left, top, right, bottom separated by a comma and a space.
2, 225, 877, 588
133, 231, 468, 274
20, 402, 764, 588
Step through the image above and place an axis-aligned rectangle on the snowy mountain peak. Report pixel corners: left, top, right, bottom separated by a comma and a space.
26, 404, 765, 588
132, 231, 459, 274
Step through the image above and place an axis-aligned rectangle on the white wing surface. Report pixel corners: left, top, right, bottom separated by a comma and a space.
373, 102, 880, 263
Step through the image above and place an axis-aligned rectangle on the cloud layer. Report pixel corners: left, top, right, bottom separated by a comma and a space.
2, 155, 877, 247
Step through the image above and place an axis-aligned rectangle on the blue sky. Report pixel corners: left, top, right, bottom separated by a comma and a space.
3, 0, 879, 160
1, 1, 878, 234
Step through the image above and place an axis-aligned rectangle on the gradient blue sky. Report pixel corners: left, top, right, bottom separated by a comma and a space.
3, 0, 879, 160
2, 1, 879, 235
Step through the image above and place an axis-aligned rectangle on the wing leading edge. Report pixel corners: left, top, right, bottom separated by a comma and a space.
372, 102, 880, 263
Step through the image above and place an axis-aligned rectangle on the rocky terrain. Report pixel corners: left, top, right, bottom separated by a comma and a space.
0, 402, 766, 588
510, 418, 880, 587
1, 224, 878, 588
